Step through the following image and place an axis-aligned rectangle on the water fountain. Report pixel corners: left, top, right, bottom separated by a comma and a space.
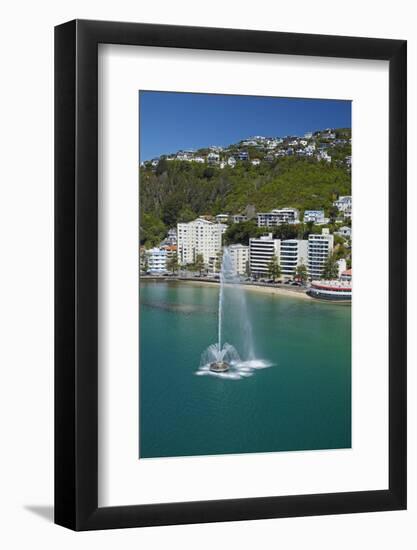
197, 247, 271, 379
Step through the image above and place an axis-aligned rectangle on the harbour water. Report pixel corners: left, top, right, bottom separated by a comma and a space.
140, 280, 351, 458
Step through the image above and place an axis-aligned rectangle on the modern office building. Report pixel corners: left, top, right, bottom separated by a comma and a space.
228, 244, 249, 276
177, 218, 226, 266
307, 228, 334, 279
249, 233, 281, 277
280, 239, 308, 279
146, 247, 168, 274
257, 208, 300, 227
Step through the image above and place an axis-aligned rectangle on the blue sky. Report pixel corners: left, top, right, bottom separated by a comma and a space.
139, 91, 351, 161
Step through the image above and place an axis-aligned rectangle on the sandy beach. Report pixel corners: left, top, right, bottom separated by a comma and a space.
142, 276, 313, 300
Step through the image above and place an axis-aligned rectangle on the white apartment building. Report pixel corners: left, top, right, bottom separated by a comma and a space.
207, 152, 220, 164
280, 239, 308, 279
177, 218, 226, 266
249, 233, 281, 277
257, 208, 300, 227
333, 195, 352, 212
228, 244, 249, 276
303, 210, 329, 224
146, 247, 167, 274
307, 228, 334, 279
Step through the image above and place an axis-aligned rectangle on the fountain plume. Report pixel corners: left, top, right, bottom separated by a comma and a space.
197, 247, 271, 379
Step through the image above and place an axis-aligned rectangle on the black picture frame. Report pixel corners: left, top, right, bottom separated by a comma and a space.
55, 19, 407, 531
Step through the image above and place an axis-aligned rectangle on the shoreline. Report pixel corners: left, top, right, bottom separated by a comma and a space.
141, 276, 313, 301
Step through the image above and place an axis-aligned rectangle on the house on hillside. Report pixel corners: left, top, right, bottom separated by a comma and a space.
207, 152, 220, 165
236, 151, 249, 161
303, 210, 329, 224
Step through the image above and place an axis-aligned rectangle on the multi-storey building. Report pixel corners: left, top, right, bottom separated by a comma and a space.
280, 239, 308, 279
307, 228, 334, 279
249, 233, 281, 277
303, 210, 328, 224
161, 244, 177, 262
177, 218, 226, 267
228, 244, 249, 276
333, 195, 352, 213
257, 208, 300, 227
146, 247, 168, 274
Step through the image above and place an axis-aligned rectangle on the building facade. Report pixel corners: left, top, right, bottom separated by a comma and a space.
280, 239, 308, 279
333, 195, 352, 213
146, 247, 168, 274
307, 228, 334, 279
257, 208, 300, 227
303, 210, 328, 224
249, 233, 281, 277
177, 218, 226, 266
228, 244, 249, 276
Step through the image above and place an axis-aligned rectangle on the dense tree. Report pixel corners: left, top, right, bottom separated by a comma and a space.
140, 213, 166, 248
223, 221, 262, 246
162, 194, 184, 227
139, 130, 351, 248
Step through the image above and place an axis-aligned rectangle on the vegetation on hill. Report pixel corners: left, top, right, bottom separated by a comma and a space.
139, 129, 351, 248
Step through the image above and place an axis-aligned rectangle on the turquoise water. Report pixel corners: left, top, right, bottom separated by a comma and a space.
140, 281, 351, 458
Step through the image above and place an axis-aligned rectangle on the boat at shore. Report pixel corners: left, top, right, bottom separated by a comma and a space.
307, 280, 352, 302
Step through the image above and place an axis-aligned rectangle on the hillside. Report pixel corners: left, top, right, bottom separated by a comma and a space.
140, 129, 351, 247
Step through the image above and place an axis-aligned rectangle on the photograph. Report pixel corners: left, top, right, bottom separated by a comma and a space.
139, 91, 352, 459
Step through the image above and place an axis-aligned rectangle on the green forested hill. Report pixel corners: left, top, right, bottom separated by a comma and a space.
140, 147, 351, 247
